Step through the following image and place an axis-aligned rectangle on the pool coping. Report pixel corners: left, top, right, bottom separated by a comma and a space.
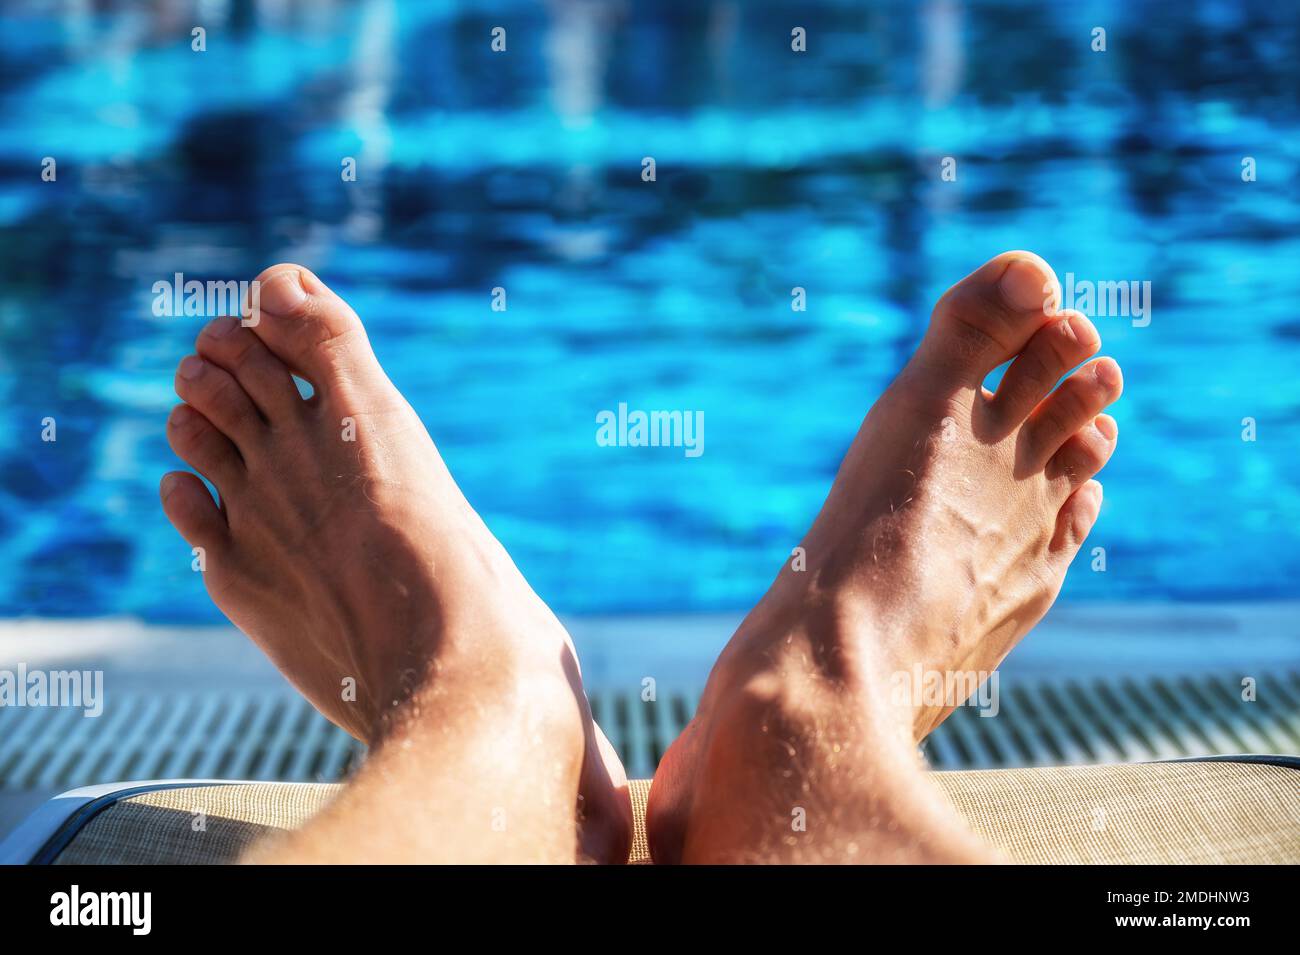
1, 603, 1298, 693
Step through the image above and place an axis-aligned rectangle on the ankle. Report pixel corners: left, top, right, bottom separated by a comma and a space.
370, 642, 584, 758
733, 588, 909, 717
682, 657, 962, 863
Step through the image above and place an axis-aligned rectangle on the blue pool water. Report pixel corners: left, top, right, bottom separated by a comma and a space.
0, 0, 1297, 622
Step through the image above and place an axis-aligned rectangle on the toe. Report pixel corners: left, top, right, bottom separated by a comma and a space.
245, 264, 380, 398
919, 251, 1062, 386
987, 310, 1100, 433
1046, 414, 1118, 493
1050, 479, 1104, 557
196, 316, 303, 420
1019, 357, 1123, 472
167, 403, 243, 488
173, 355, 264, 452
160, 471, 228, 551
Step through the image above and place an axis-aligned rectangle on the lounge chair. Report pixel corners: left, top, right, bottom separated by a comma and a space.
3, 755, 1296, 864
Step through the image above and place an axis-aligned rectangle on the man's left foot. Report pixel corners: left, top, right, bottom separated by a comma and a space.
161, 264, 631, 862
647, 252, 1121, 863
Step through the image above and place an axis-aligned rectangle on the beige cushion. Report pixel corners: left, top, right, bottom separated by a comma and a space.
54, 782, 338, 866
932, 760, 1300, 864
52, 760, 1299, 865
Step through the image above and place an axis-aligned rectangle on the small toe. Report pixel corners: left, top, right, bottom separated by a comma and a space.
173, 355, 264, 451
245, 264, 380, 397
167, 403, 243, 488
196, 316, 303, 420
919, 251, 1062, 386
1020, 357, 1123, 472
160, 471, 228, 551
987, 311, 1100, 433
1050, 479, 1104, 557
1046, 414, 1118, 493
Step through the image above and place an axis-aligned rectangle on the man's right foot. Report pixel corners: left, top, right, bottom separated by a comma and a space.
160, 265, 631, 863
647, 252, 1123, 863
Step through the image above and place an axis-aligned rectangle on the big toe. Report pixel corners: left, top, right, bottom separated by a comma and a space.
247, 264, 382, 399
919, 251, 1061, 387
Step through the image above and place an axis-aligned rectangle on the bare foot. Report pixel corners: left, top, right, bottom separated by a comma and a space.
160, 265, 631, 863
647, 251, 1122, 863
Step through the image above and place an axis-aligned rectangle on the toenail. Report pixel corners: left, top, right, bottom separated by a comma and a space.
999, 257, 1055, 313
179, 356, 206, 380
1094, 359, 1122, 389
206, 316, 238, 338
160, 473, 180, 501
1067, 313, 1099, 347
1094, 414, 1118, 441
259, 269, 309, 315
169, 405, 196, 428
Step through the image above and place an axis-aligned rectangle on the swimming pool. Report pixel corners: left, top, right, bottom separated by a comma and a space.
0, 0, 1297, 622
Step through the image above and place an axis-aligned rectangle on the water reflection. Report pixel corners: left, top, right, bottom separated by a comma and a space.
0, 0, 1296, 620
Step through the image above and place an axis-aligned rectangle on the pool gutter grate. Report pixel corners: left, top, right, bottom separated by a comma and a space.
1, 671, 1296, 789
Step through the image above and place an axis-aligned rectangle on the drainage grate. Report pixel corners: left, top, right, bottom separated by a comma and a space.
1, 672, 1297, 790
0, 690, 362, 790
919, 671, 1300, 770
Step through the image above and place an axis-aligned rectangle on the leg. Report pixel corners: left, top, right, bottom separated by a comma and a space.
649, 252, 1121, 862
659, 632, 996, 863
244, 639, 588, 863
161, 265, 631, 862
